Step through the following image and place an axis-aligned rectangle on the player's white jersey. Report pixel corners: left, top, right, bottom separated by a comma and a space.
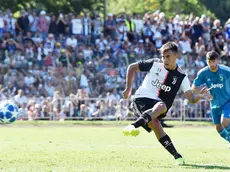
134, 59, 191, 109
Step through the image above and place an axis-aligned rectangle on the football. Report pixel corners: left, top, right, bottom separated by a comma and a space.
0, 102, 19, 124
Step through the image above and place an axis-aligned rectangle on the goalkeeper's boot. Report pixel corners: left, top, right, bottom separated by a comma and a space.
122, 125, 140, 136
175, 157, 185, 166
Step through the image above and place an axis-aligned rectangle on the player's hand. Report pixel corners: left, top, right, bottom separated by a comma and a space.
200, 87, 213, 101
204, 92, 213, 101
122, 88, 131, 99
200, 87, 208, 94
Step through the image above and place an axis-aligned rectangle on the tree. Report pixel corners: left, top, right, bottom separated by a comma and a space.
107, 0, 160, 15
199, 0, 230, 22
0, 0, 104, 15
1, 0, 230, 22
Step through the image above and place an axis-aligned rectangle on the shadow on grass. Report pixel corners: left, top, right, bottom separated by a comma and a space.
183, 164, 230, 170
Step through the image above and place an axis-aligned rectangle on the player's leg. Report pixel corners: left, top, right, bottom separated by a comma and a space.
123, 98, 152, 136
212, 108, 230, 143
148, 119, 184, 165
221, 118, 230, 149
221, 102, 230, 148
222, 118, 230, 135
222, 102, 230, 133
131, 101, 167, 128
132, 99, 152, 132
123, 100, 166, 136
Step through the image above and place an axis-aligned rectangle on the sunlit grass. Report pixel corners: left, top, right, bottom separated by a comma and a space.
0, 123, 229, 172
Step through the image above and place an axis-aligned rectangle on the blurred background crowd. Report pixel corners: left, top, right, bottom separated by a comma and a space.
0, 9, 227, 120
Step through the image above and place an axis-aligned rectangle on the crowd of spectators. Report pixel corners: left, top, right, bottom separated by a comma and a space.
0, 9, 228, 120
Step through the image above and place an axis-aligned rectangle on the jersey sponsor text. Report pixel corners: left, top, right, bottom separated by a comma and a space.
211, 83, 223, 89
151, 79, 171, 92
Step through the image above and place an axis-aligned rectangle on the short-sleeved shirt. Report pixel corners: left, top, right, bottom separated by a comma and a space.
193, 65, 230, 109
135, 59, 191, 110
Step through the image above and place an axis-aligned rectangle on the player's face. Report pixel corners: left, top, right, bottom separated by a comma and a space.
206, 59, 218, 72
161, 50, 178, 70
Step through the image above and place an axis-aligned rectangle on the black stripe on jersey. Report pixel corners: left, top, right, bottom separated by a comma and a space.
138, 59, 154, 72
138, 58, 161, 72
158, 68, 186, 110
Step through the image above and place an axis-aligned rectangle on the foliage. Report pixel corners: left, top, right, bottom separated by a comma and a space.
106, 0, 230, 22
0, 0, 104, 15
107, 0, 160, 15
0, 0, 230, 22
158, 0, 215, 19
199, 0, 230, 22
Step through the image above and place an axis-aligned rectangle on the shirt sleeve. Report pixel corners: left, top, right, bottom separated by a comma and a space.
138, 59, 154, 72
224, 66, 230, 79
193, 69, 205, 87
180, 75, 191, 93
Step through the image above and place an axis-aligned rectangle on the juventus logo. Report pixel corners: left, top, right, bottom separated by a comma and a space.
172, 76, 177, 85
155, 68, 161, 76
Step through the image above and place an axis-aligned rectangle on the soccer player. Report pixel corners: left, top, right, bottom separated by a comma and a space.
192, 51, 230, 148
122, 42, 209, 165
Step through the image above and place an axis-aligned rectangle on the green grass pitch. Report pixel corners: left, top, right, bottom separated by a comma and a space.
0, 121, 229, 172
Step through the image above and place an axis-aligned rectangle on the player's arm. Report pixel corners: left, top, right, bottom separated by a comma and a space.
180, 75, 204, 104
224, 65, 230, 79
184, 90, 203, 104
191, 68, 207, 93
191, 84, 209, 95
122, 59, 154, 99
191, 84, 201, 94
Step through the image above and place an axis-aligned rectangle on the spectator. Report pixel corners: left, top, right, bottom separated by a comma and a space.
92, 15, 102, 41
48, 15, 58, 36
0, 9, 228, 121
14, 89, 28, 108
28, 11, 38, 35
133, 14, 143, 39
16, 10, 30, 35
117, 20, 128, 41
82, 12, 91, 36
37, 10, 50, 41
66, 34, 77, 49
105, 13, 116, 39
56, 13, 67, 36
58, 49, 68, 67
200, 14, 210, 45
0, 10, 5, 38
45, 80, 55, 97
125, 15, 135, 42
195, 56, 205, 69
51, 91, 63, 120
71, 14, 82, 36
5, 12, 16, 36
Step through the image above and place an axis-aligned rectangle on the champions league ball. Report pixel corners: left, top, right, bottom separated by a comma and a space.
0, 102, 19, 124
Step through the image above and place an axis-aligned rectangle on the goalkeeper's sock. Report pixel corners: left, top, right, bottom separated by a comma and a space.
159, 135, 182, 159
131, 113, 152, 128
225, 123, 230, 133
218, 128, 230, 142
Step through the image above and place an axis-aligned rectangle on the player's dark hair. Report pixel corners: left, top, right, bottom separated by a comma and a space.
206, 51, 219, 60
159, 42, 179, 54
